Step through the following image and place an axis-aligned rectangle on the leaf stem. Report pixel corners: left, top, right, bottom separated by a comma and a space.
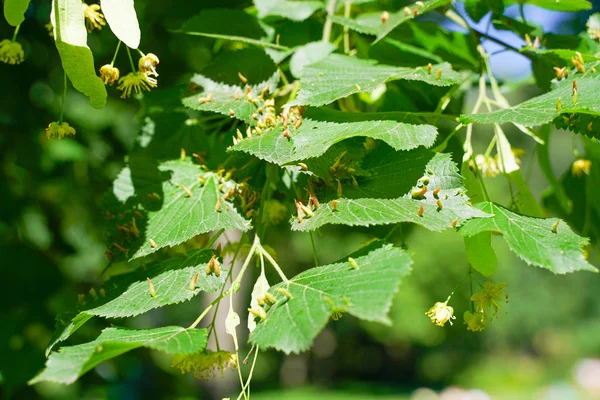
189, 235, 259, 330
322, 0, 337, 42
205, 228, 226, 250
260, 246, 289, 283
59, 71, 67, 123
111, 41, 122, 66
126, 46, 136, 73
12, 24, 21, 42
237, 345, 260, 400
309, 232, 319, 267
343, 0, 351, 54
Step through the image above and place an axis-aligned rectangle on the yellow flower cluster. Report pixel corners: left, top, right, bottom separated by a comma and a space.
45, 121, 76, 140
171, 351, 237, 380
0, 39, 24, 65
83, 3, 106, 32
426, 300, 455, 327
111, 53, 160, 98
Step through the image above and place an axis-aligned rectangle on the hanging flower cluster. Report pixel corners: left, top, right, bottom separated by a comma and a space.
0, 39, 24, 65
107, 51, 160, 98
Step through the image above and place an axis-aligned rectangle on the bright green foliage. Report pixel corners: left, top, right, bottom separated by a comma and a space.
463, 66, 600, 139
289, 42, 336, 78
288, 54, 462, 107
231, 109, 437, 165
46, 250, 225, 355
51, 0, 107, 109
109, 159, 250, 259
459, 202, 596, 274
464, 233, 497, 277
183, 73, 278, 126
505, 0, 591, 12
33, 327, 207, 384
100, 0, 140, 49
3, 0, 30, 26
291, 153, 490, 231
254, 0, 322, 21
249, 245, 412, 353
329, 0, 452, 42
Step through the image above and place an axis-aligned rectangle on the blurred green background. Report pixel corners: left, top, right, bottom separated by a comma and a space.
1, 0, 600, 399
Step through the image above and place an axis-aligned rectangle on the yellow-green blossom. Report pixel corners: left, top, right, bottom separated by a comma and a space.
117, 72, 157, 98
464, 310, 487, 332
426, 300, 456, 327
45, 121, 76, 140
473, 154, 500, 178
571, 158, 591, 177
99, 64, 120, 85
471, 282, 508, 319
138, 53, 159, 77
0, 39, 24, 65
171, 350, 237, 380
83, 3, 106, 32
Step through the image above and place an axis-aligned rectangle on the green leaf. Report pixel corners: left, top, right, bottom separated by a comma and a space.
3, 0, 30, 26
291, 152, 490, 232
329, 0, 452, 42
46, 250, 225, 355
182, 68, 278, 126
290, 41, 336, 79
459, 202, 596, 274
109, 159, 250, 259
249, 245, 412, 353
51, 0, 107, 109
179, 9, 286, 50
254, 0, 323, 21
288, 54, 462, 107
463, 66, 600, 138
100, 0, 141, 49
33, 326, 207, 385
464, 233, 497, 277
505, 0, 591, 12
231, 108, 438, 164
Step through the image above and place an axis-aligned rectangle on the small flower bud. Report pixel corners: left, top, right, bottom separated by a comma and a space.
380, 10, 389, 23
99, 64, 120, 85
417, 204, 424, 217
147, 278, 157, 298
248, 307, 266, 321
275, 287, 293, 299
138, 53, 159, 76
348, 257, 359, 270
190, 273, 199, 291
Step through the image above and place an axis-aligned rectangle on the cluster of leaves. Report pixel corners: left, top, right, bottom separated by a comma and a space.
6, 0, 600, 395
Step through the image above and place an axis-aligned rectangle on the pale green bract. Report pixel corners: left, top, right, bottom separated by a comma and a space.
287, 54, 462, 107
32, 326, 208, 384
45, 250, 225, 355
249, 245, 412, 353
459, 202, 597, 274
100, 0, 141, 49
51, 0, 107, 109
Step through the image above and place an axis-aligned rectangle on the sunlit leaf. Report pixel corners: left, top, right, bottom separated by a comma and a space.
249, 245, 412, 353
288, 54, 462, 107
46, 250, 225, 355
459, 202, 596, 274
33, 326, 207, 384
